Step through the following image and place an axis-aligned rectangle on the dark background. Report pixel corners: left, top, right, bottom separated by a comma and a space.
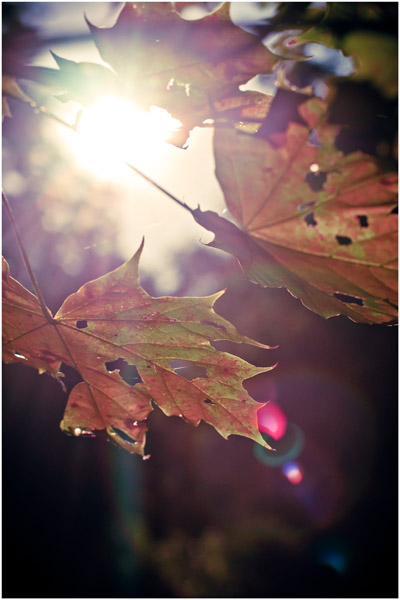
3, 3, 398, 598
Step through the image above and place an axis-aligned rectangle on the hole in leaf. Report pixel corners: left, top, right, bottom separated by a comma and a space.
391, 206, 398, 214
13, 352, 28, 360
105, 358, 143, 386
336, 235, 352, 245
357, 215, 369, 227
204, 398, 216, 405
76, 320, 88, 329
124, 418, 139, 429
110, 427, 136, 444
305, 170, 327, 191
169, 360, 207, 381
304, 212, 318, 227
333, 292, 364, 306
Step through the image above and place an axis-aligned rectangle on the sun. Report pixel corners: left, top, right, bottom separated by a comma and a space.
62, 96, 182, 179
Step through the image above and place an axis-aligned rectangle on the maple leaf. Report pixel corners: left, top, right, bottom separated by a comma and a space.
84, 2, 279, 142
6, 4, 278, 146
192, 96, 397, 324
2, 244, 273, 455
87, 3, 277, 94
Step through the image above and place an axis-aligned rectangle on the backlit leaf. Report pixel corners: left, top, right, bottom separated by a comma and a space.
2, 245, 273, 455
85, 2, 279, 141
87, 3, 278, 94
197, 97, 397, 324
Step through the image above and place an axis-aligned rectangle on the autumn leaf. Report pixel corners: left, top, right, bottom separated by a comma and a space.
2, 244, 273, 455
84, 2, 279, 141
87, 3, 277, 94
4, 4, 278, 145
193, 96, 397, 324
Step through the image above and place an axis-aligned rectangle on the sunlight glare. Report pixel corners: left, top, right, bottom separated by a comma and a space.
68, 96, 182, 179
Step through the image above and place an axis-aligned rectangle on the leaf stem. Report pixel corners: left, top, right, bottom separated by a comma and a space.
123, 160, 192, 213
2, 190, 55, 323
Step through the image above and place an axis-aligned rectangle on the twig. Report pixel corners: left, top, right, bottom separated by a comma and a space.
123, 160, 192, 213
2, 190, 55, 323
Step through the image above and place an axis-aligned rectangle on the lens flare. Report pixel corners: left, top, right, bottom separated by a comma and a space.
257, 402, 287, 441
319, 550, 347, 573
282, 461, 303, 484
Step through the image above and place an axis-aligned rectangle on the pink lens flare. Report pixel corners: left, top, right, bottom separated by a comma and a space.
257, 402, 288, 441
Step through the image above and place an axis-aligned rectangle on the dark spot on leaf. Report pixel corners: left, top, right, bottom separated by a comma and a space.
70, 402, 79, 408
305, 170, 327, 191
84, 289, 94, 299
105, 358, 143, 386
204, 398, 215, 405
76, 320, 88, 329
124, 418, 138, 429
304, 212, 318, 227
391, 206, 398, 214
357, 215, 369, 227
297, 201, 316, 211
336, 235, 352, 245
334, 292, 364, 306
201, 320, 227, 331
169, 360, 207, 381
384, 298, 398, 310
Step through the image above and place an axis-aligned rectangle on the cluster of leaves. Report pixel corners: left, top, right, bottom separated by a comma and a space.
2, 2, 398, 455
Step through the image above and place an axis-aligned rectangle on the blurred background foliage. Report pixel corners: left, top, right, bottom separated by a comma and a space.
2, 2, 398, 598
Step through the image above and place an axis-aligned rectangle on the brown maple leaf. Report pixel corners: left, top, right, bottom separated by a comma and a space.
87, 3, 277, 94
4, 4, 278, 145
193, 96, 397, 324
2, 243, 274, 455
85, 2, 279, 143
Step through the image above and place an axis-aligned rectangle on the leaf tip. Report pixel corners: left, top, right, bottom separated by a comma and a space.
133, 237, 145, 260
210, 288, 226, 305
49, 50, 67, 70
